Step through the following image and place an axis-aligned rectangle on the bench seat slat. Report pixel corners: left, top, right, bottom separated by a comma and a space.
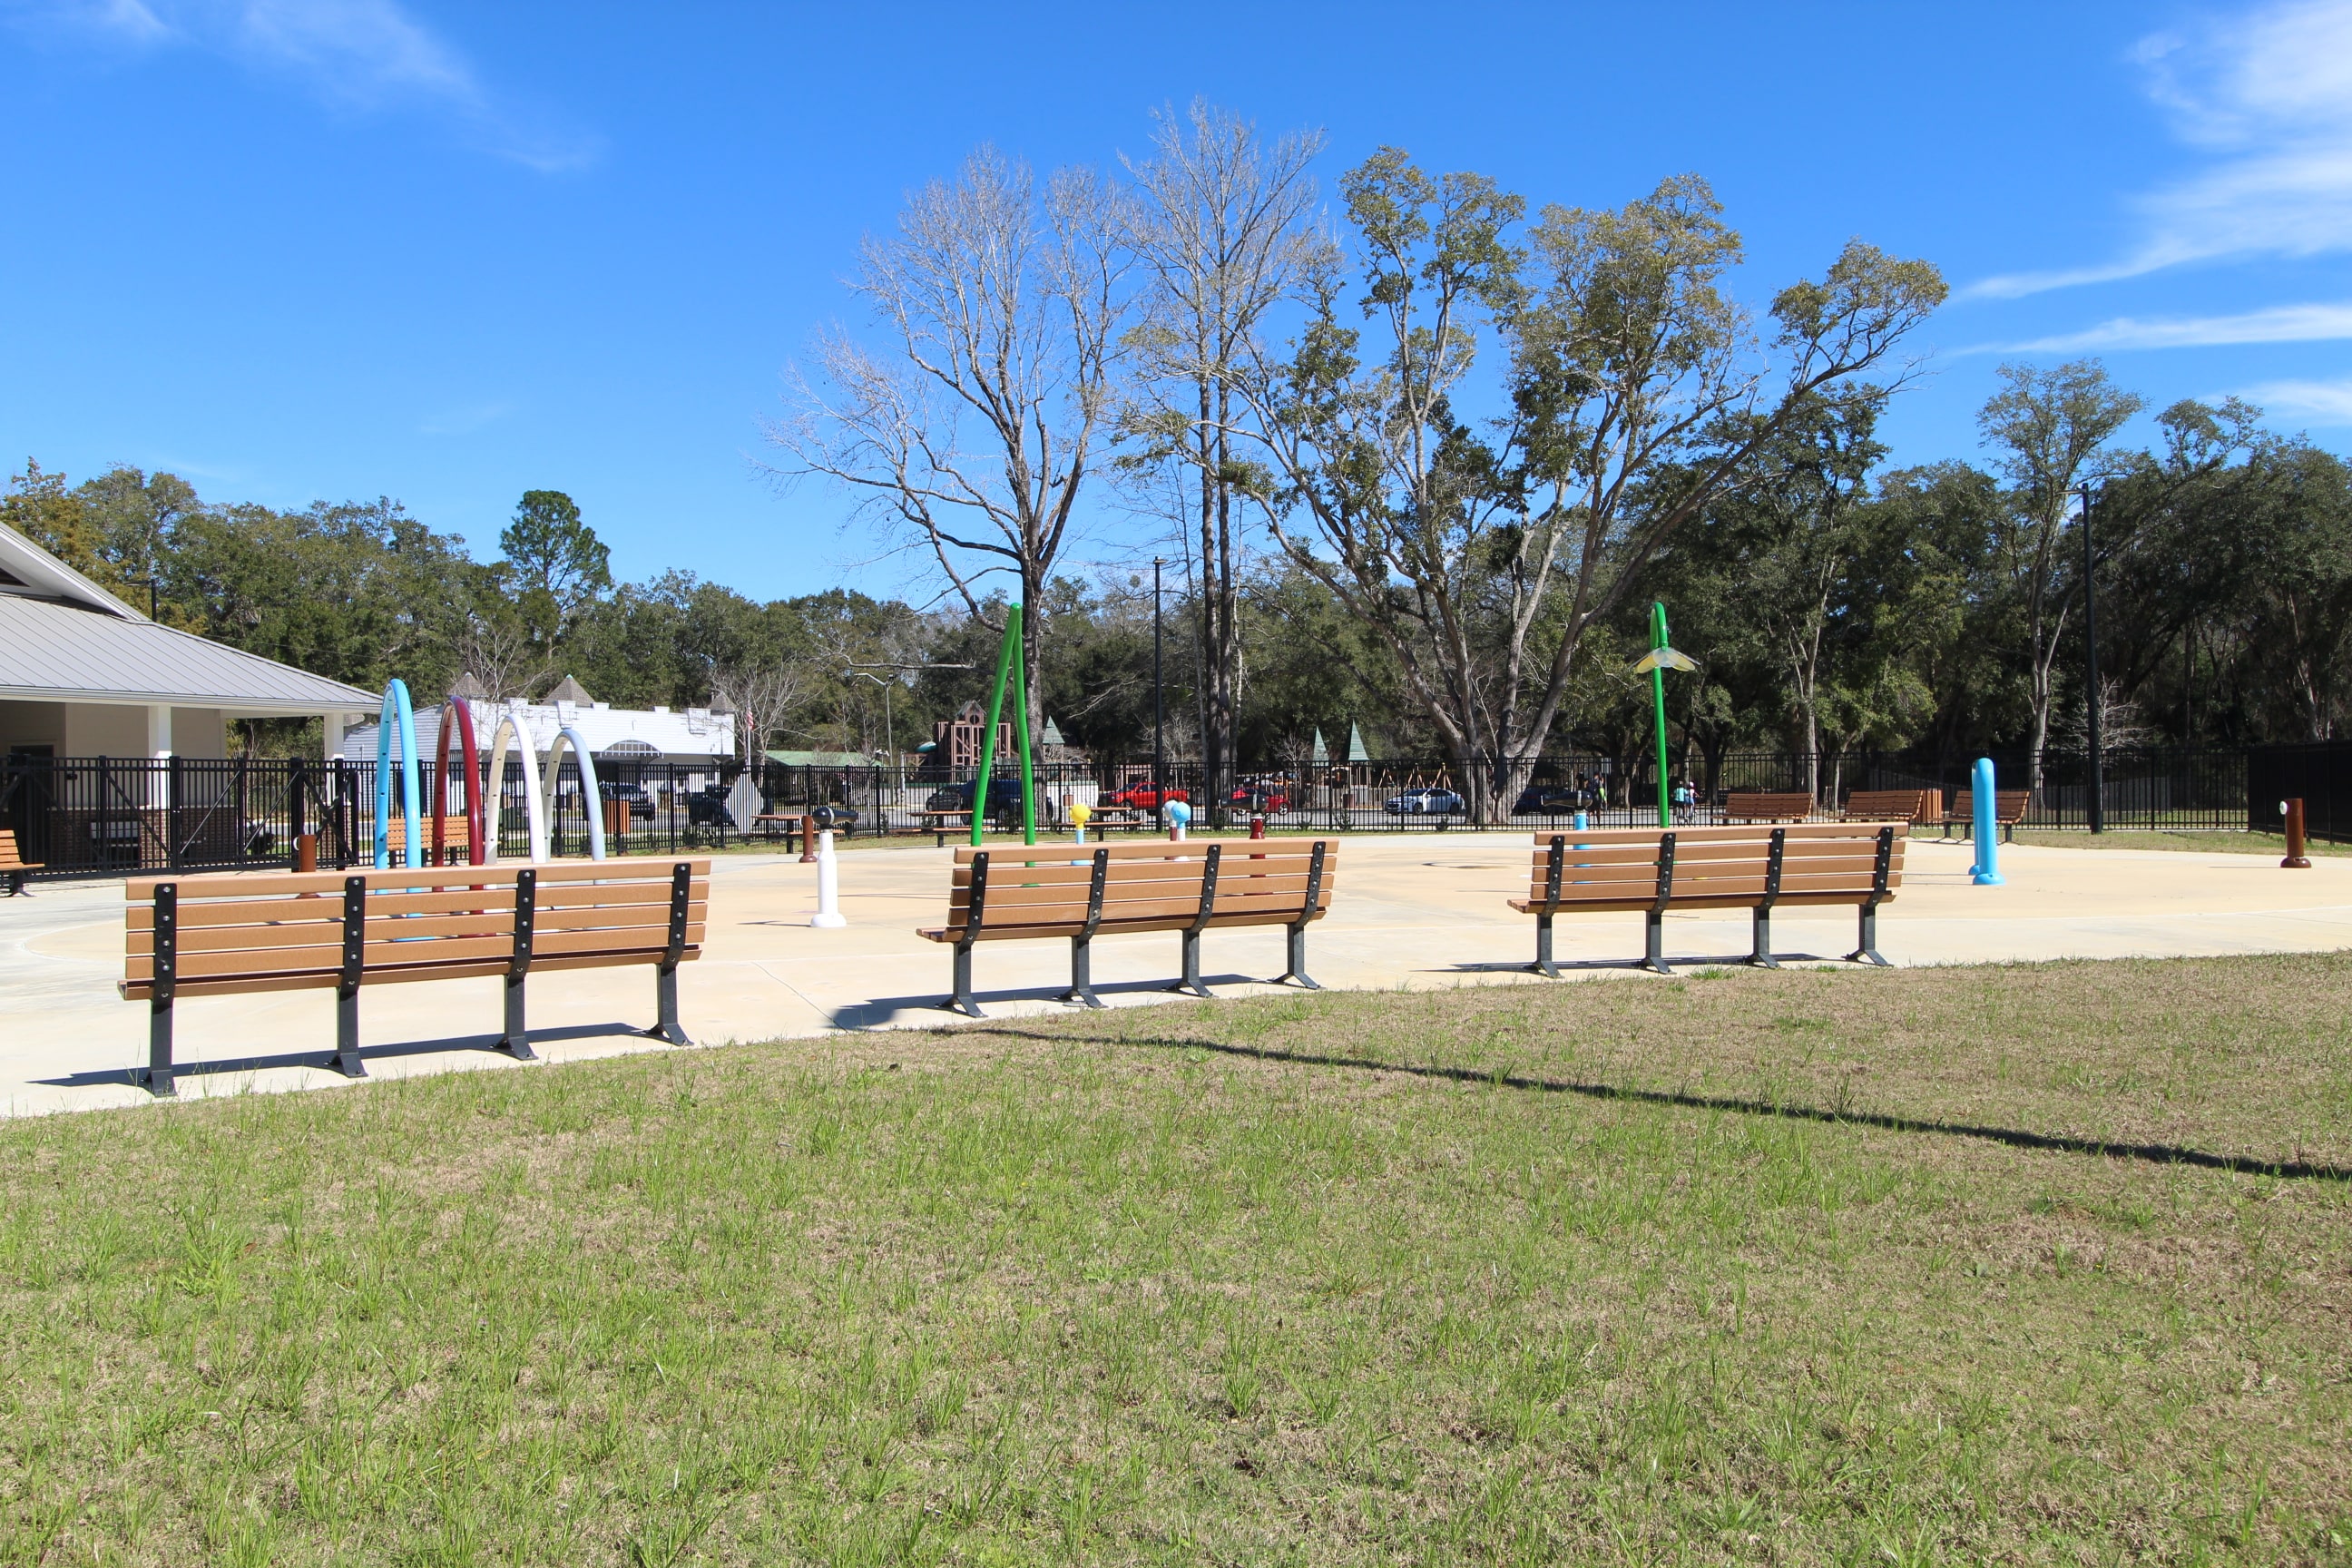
122, 944, 705, 1001
126, 924, 705, 983
951, 890, 1325, 923
131, 914, 706, 959
922, 907, 1318, 943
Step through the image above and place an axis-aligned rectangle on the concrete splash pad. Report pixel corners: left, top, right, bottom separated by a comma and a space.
5, 834, 2349, 1118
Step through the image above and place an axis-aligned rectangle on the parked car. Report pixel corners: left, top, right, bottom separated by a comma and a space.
1511, 784, 1583, 816
599, 779, 655, 822
1101, 781, 1189, 811
1224, 774, 1292, 814
924, 779, 1028, 819
684, 786, 733, 827
1384, 786, 1465, 816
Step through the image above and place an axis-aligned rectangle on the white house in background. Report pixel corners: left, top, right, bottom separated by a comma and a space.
0, 520, 377, 761
336, 674, 736, 772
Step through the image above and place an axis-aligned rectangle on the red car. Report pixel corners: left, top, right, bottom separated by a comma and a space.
1102, 781, 1190, 810
1228, 781, 1290, 813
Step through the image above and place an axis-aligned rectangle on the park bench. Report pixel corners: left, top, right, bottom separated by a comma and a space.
1510, 822, 1903, 976
120, 858, 709, 1097
1, 829, 39, 895
381, 816, 473, 867
1720, 791, 1816, 823
1942, 790, 2031, 842
919, 838, 1338, 1016
1842, 788, 1942, 824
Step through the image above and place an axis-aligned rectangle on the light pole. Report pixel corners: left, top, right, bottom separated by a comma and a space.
845, 662, 975, 790
1152, 558, 1165, 789
846, 671, 896, 766
2078, 483, 2104, 835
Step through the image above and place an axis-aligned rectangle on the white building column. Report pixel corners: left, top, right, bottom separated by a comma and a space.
323, 712, 348, 760
147, 703, 172, 806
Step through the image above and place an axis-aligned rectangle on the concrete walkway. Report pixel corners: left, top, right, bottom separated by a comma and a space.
5, 833, 2349, 1118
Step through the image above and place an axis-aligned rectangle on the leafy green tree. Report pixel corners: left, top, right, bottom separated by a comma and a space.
499, 490, 612, 644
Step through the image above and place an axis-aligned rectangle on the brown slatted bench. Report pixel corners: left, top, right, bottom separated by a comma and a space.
920, 838, 1338, 1016
1942, 790, 2031, 843
122, 858, 709, 1097
1, 829, 38, 895
1511, 822, 1904, 976
1842, 788, 1942, 824
382, 815, 474, 867
1720, 791, 1817, 823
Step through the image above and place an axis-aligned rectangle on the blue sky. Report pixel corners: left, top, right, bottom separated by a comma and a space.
3, 0, 2349, 601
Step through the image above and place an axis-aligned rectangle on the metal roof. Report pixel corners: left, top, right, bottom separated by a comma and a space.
0, 593, 378, 713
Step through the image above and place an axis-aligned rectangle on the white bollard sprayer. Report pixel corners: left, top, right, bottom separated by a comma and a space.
810, 805, 848, 927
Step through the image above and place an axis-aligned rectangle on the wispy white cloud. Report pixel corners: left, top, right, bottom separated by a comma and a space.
1967, 0, 2352, 299
24, 0, 595, 172
418, 399, 514, 437
1976, 299, 2352, 352
2239, 376, 2352, 422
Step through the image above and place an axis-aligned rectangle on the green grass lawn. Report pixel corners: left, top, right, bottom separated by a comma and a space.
5, 956, 2351, 1564
2002, 828, 2352, 857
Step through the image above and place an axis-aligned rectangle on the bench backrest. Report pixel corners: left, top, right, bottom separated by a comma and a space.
0, 829, 30, 870
1948, 790, 2031, 823
1522, 823, 1904, 908
949, 838, 1336, 933
1721, 791, 1816, 820
124, 858, 710, 1000
1844, 789, 1941, 822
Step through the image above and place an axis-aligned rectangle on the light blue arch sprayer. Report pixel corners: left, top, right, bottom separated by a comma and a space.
540, 725, 607, 860
373, 678, 422, 868
1970, 757, 2004, 886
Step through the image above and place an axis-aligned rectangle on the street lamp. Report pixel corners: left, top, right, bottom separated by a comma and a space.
845, 662, 976, 787
1152, 558, 1165, 790
2078, 483, 2104, 835
845, 671, 897, 765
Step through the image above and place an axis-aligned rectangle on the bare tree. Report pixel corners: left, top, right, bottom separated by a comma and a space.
709, 660, 809, 763
773, 146, 1130, 742
1975, 359, 2143, 791
454, 612, 553, 702
1122, 101, 1326, 809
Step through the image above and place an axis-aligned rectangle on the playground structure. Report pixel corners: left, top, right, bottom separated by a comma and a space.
370, 680, 606, 868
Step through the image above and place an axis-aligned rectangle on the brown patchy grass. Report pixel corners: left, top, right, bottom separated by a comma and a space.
1, 953, 2349, 1564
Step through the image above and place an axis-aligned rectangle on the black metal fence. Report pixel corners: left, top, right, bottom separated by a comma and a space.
3, 742, 2340, 882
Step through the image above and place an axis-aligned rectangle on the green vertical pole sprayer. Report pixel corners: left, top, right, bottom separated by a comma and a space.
969, 606, 1038, 848
1628, 602, 1697, 831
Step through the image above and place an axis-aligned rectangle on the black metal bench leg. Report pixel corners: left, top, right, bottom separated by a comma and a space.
649, 961, 692, 1044
1063, 936, 1104, 1008
1638, 909, 1672, 975
1530, 914, 1559, 979
1278, 922, 1320, 989
496, 973, 537, 1059
6, 870, 26, 897
1847, 904, 1891, 966
1748, 908, 1780, 968
142, 995, 175, 1096
324, 984, 369, 1078
942, 940, 983, 1017
1172, 929, 1213, 997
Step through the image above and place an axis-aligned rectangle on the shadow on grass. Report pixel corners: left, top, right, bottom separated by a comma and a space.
829, 975, 1265, 1030
36, 1022, 664, 1092
962, 1026, 2352, 1183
